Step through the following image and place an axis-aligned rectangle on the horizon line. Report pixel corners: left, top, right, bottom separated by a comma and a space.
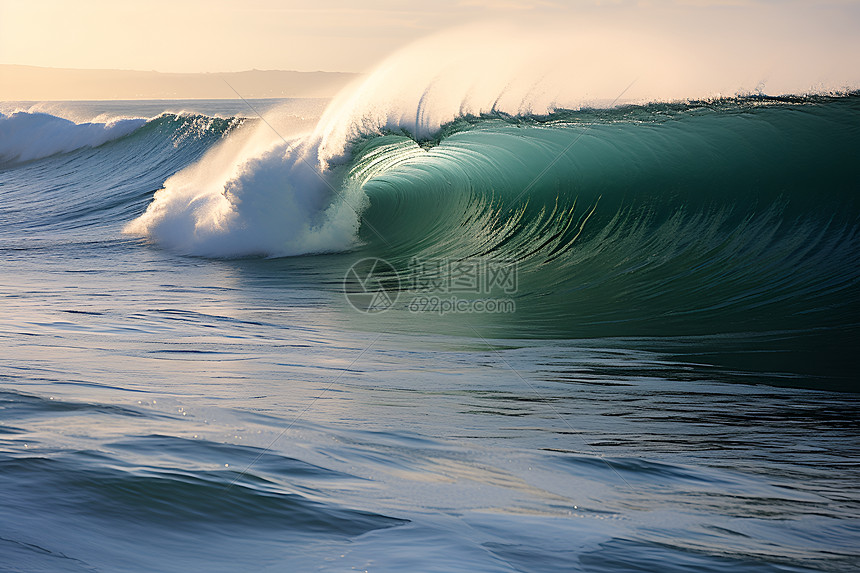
0, 63, 361, 76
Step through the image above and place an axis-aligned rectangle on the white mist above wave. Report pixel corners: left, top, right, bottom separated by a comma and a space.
127, 5, 860, 258
0, 111, 146, 166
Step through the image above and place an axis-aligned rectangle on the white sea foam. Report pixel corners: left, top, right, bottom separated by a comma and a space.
0, 111, 146, 166
124, 112, 362, 257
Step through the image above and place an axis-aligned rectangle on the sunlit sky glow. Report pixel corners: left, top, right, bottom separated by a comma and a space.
1, 0, 858, 73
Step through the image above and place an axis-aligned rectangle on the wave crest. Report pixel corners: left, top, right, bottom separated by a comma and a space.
127, 9, 860, 258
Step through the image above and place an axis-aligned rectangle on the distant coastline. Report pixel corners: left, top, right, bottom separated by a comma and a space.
0, 65, 359, 101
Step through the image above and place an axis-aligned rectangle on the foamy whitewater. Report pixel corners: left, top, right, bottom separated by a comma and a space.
0, 111, 146, 165
2, 10, 859, 573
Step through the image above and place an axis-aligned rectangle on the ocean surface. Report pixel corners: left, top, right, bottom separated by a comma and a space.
1, 92, 859, 573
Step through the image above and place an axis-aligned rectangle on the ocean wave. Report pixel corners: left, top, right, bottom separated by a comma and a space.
125, 14, 860, 259
118, 93, 860, 350
0, 111, 147, 166
348, 97, 860, 340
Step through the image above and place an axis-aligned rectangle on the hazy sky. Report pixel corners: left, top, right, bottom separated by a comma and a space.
1, 0, 858, 73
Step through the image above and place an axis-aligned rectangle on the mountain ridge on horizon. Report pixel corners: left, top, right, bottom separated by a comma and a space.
0, 64, 360, 101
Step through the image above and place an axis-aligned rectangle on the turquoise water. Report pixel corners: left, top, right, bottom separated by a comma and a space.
0, 97, 858, 571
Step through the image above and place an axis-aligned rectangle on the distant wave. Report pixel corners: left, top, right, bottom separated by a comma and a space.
0, 111, 147, 166
0, 113, 240, 237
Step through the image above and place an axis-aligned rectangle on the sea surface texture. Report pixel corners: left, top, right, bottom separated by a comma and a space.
1, 91, 858, 572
